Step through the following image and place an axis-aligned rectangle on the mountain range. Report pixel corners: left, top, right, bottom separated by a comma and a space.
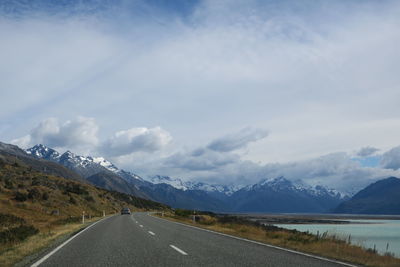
5, 142, 400, 213
334, 177, 400, 214
21, 143, 351, 213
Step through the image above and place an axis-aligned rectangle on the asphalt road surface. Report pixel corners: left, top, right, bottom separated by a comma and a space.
32, 212, 356, 267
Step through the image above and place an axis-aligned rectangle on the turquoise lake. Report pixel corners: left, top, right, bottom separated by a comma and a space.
275, 219, 400, 257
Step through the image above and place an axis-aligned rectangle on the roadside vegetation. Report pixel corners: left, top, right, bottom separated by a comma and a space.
159, 209, 400, 267
0, 157, 168, 266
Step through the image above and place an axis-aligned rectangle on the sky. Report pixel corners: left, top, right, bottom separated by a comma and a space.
1, 0, 400, 192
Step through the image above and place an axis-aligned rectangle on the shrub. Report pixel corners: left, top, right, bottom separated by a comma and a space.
0, 225, 39, 244
174, 209, 193, 217
64, 183, 89, 195
84, 195, 95, 202
198, 215, 217, 225
28, 188, 41, 200
42, 192, 49, 200
31, 178, 40, 186
5, 179, 14, 189
0, 213, 26, 227
69, 196, 77, 204
52, 216, 81, 225
14, 191, 28, 202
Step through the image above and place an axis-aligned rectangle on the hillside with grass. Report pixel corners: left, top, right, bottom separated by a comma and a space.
0, 153, 168, 266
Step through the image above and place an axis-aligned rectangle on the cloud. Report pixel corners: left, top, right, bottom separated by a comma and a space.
165, 148, 239, 171
11, 117, 99, 150
207, 127, 268, 152
2, 1, 400, 193
158, 148, 400, 194
356, 146, 380, 157
380, 146, 400, 170
163, 128, 266, 172
101, 127, 172, 157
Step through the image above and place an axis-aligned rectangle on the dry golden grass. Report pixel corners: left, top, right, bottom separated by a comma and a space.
158, 213, 400, 267
0, 216, 105, 267
0, 162, 168, 266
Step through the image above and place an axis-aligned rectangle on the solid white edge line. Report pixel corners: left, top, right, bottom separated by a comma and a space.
170, 245, 188, 255
150, 214, 358, 267
148, 231, 155, 236
31, 215, 114, 267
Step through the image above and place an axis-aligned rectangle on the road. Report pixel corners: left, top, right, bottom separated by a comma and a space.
32, 212, 356, 267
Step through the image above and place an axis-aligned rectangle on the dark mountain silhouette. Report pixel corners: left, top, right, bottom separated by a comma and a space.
334, 177, 400, 214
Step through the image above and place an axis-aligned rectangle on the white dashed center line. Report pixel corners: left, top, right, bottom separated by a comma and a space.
148, 231, 155, 236
170, 245, 188, 255
139, 225, 143, 228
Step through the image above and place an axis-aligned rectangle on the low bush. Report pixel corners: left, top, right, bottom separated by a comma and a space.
0, 225, 39, 244
42, 192, 49, 200
51, 216, 81, 225
0, 213, 26, 227
14, 191, 28, 202
174, 209, 193, 217
28, 188, 41, 200
84, 195, 95, 202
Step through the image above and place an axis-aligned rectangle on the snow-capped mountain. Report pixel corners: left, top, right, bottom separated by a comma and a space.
25, 144, 349, 212
232, 176, 348, 212
92, 157, 119, 172
26, 145, 142, 182
247, 176, 348, 199
26, 144, 60, 161
147, 175, 243, 196
187, 182, 243, 196
148, 175, 189, 190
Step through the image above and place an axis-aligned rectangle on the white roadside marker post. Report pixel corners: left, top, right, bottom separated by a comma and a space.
103, 210, 105, 217
82, 211, 85, 224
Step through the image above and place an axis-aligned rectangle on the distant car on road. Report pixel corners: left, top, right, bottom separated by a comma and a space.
121, 208, 131, 215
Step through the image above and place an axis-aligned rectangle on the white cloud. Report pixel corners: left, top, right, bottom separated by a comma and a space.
11, 117, 99, 150
356, 146, 380, 157
207, 127, 268, 152
2, 1, 400, 192
381, 146, 400, 170
165, 148, 239, 171
101, 127, 172, 157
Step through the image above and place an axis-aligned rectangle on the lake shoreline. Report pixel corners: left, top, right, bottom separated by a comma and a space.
225, 213, 400, 225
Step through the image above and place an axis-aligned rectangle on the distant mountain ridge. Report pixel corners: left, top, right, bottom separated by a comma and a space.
26, 144, 148, 198
0, 142, 83, 182
148, 175, 242, 195
334, 177, 400, 214
229, 176, 346, 213
18, 143, 350, 212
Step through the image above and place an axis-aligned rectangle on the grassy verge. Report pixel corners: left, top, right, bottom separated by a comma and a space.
0, 160, 169, 266
156, 210, 400, 267
0, 215, 107, 267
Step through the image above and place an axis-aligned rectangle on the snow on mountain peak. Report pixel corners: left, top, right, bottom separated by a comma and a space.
26, 144, 60, 160
243, 176, 348, 199
149, 175, 188, 190
147, 175, 243, 195
92, 157, 119, 172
